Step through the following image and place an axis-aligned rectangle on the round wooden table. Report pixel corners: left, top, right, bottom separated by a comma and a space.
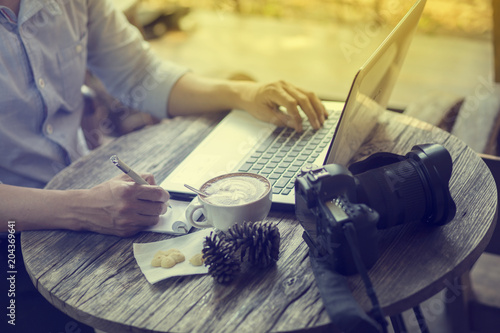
22, 111, 497, 332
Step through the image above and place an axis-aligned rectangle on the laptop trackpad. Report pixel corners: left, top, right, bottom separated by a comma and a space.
161, 110, 276, 193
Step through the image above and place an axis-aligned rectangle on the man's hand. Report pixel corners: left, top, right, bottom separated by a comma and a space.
168, 74, 328, 132
82, 173, 170, 237
238, 80, 329, 132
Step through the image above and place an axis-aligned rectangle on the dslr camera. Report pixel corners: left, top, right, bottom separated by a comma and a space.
295, 143, 456, 275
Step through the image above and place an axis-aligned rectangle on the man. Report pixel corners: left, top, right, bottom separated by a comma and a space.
0, 0, 327, 236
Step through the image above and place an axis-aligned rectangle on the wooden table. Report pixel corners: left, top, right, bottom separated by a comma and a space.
21, 111, 497, 332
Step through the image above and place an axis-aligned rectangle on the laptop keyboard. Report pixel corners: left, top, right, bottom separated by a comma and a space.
238, 109, 341, 196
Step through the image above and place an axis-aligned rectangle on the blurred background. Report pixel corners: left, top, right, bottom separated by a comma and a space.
132, 0, 493, 107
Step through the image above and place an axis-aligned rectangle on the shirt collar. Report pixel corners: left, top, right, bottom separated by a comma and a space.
18, 0, 44, 25
0, 1, 60, 26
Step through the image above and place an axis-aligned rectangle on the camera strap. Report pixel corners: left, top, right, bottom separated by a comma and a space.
308, 219, 388, 333
309, 254, 383, 333
343, 221, 388, 333
308, 219, 389, 333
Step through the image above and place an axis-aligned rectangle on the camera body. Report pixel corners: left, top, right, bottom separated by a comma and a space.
295, 164, 380, 275
295, 144, 456, 275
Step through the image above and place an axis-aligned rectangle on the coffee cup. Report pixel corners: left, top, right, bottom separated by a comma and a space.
185, 172, 272, 232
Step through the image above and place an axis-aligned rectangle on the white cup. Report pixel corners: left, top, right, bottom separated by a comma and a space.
185, 172, 272, 232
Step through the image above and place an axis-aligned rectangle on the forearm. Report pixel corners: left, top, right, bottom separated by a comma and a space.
0, 184, 84, 233
167, 73, 328, 132
0, 174, 169, 236
168, 73, 255, 117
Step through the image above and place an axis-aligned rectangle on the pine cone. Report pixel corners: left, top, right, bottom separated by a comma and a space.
227, 221, 280, 268
202, 232, 240, 284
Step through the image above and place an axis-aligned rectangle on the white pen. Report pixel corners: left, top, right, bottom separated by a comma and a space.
110, 155, 172, 209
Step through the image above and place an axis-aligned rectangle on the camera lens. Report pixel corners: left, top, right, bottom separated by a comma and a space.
350, 144, 456, 229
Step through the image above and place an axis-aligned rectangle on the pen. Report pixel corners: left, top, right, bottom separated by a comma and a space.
110, 155, 172, 209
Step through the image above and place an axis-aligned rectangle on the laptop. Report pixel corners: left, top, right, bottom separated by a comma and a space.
161, 0, 426, 208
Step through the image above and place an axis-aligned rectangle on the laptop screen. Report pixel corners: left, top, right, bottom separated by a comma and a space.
325, 0, 426, 166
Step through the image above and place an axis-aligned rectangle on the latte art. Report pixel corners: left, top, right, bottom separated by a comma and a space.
202, 174, 270, 206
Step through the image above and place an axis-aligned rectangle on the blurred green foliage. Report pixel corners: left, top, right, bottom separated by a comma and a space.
144, 0, 492, 39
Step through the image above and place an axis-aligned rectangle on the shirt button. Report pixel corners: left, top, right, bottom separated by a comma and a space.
46, 124, 53, 135
38, 78, 45, 88
75, 44, 83, 53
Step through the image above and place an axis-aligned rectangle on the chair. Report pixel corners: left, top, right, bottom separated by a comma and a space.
443, 154, 500, 333
466, 154, 500, 333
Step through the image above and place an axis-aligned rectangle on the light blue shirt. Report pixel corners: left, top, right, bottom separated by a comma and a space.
0, 0, 188, 188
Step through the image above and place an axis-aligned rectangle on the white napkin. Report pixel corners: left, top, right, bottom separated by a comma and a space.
145, 199, 200, 234
133, 229, 213, 284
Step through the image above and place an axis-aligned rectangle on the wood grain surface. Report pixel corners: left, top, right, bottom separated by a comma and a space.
21, 111, 497, 333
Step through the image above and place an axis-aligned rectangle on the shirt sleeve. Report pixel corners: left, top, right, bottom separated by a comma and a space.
85, 0, 188, 119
